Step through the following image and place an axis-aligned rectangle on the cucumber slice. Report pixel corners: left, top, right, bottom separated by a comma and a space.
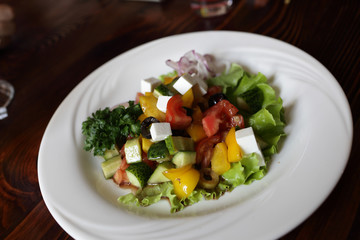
153, 84, 174, 98
101, 155, 122, 179
124, 137, 142, 164
165, 77, 180, 95
165, 136, 194, 155
125, 162, 153, 188
103, 149, 119, 160
147, 161, 175, 184
147, 141, 171, 162
172, 151, 196, 168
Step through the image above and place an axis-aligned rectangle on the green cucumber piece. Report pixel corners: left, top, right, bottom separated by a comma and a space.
124, 137, 142, 164
101, 155, 122, 179
147, 141, 171, 162
165, 136, 194, 155
172, 151, 196, 168
125, 162, 153, 188
153, 84, 174, 98
165, 77, 180, 95
147, 161, 175, 184
103, 149, 119, 160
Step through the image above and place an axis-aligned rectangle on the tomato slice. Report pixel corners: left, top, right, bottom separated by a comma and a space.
202, 100, 240, 137
195, 134, 221, 168
218, 100, 239, 117
203, 100, 238, 118
114, 159, 129, 186
135, 92, 144, 104
119, 157, 129, 171
226, 114, 245, 129
206, 85, 222, 96
202, 114, 221, 137
166, 95, 192, 130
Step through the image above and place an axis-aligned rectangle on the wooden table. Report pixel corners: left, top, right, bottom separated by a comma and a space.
0, 0, 359, 239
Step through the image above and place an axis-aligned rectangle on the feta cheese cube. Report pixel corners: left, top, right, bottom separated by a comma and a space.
156, 96, 172, 113
172, 74, 195, 95
140, 77, 161, 94
150, 122, 172, 142
235, 127, 265, 166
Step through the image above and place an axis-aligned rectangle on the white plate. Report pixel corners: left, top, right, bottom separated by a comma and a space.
38, 31, 353, 240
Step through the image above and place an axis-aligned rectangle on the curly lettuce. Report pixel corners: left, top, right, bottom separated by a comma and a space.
118, 153, 265, 212
118, 182, 204, 213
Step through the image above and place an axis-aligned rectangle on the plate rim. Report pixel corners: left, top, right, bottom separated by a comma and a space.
38, 30, 353, 240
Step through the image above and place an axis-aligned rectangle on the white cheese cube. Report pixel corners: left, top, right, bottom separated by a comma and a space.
235, 127, 265, 166
172, 74, 195, 95
150, 122, 172, 142
156, 96, 172, 113
140, 77, 161, 94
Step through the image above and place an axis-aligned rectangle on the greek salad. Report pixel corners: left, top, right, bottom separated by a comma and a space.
82, 50, 286, 213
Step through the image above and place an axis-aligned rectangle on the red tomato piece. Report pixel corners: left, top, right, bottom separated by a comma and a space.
203, 102, 222, 117
202, 100, 239, 137
120, 144, 126, 158
202, 114, 221, 137
113, 168, 129, 185
218, 100, 239, 117
120, 157, 129, 171
135, 92, 144, 104
226, 114, 245, 129
206, 85, 222, 96
203, 100, 238, 118
166, 95, 192, 130
195, 134, 221, 169
202, 100, 240, 137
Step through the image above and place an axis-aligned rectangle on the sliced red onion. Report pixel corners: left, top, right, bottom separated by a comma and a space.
166, 50, 219, 80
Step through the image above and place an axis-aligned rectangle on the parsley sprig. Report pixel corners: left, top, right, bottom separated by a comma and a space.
82, 101, 143, 156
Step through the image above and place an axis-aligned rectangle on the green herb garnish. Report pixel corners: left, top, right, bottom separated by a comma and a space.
82, 101, 143, 156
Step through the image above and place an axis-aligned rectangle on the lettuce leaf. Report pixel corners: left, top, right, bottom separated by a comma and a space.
159, 70, 178, 82
207, 63, 245, 90
118, 154, 266, 212
217, 153, 265, 191
232, 71, 267, 96
118, 182, 205, 213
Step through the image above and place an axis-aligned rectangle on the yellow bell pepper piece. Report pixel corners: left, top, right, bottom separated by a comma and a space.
192, 105, 203, 124
186, 123, 207, 142
163, 164, 200, 199
138, 113, 147, 123
211, 142, 230, 175
163, 164, 192, 178
172, 168, 200, 199
163, 75, 178, 85
139, 93, 166, 122
225, 127, 243, 162
181, 88, 194, 108
141, 137, 153, 153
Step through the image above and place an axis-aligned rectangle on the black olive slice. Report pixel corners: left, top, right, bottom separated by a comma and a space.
208, 93, 228, 107
141, 117, 160, 139
198, 168, 219, 189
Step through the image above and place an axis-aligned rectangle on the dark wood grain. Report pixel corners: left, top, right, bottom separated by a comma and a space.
0, 0, 359, 239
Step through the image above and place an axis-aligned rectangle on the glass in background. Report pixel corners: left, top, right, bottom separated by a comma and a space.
0, 80, 14, 120
190, 0, 233, 18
